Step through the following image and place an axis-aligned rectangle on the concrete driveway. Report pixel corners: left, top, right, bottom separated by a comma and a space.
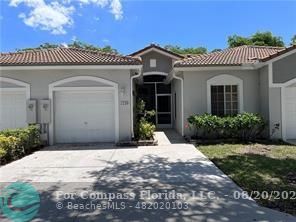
0, 144, 295, 222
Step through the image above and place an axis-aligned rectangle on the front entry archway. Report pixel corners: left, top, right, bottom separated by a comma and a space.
136, 74, 172, 128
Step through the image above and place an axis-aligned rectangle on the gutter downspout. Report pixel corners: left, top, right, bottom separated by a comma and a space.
130, 69, 142, 138
172, 71, 184, 136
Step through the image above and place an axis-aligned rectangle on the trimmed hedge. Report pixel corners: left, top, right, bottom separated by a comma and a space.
0, 125, 41, 165
187, 113, 266, 141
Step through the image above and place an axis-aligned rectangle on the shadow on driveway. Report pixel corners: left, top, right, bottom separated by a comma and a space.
0, 145, 295, 221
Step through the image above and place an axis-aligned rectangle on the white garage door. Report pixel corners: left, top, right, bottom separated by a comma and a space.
54, 90, 115, 143
0, 91, 27, 130
285, 87, 296, 139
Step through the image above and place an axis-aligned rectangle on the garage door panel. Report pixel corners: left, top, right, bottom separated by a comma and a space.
0, 91, 27, 130
285, 87, 296, 139
54, 90, 115, 143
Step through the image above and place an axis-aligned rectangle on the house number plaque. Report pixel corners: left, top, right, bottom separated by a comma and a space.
120, 101, 129, 105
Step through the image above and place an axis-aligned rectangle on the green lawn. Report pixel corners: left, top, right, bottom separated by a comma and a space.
198, 143, 296, 215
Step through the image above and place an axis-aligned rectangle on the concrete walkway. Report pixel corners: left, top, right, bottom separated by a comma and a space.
0, 143, 294, 221
154, 129, 186, 145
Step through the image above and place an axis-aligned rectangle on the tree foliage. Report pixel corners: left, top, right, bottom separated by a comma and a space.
228, 35, 252, 47
211, 48, 223, 53
68, 41, 118, 53
17, 41, 118, 54
17, 43, 59, 51
228, 32, 285, 48
164, 45, 207, 55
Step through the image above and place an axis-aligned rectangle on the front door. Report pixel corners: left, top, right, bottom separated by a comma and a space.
156, 94, 172, 128
137, 80, 172, 129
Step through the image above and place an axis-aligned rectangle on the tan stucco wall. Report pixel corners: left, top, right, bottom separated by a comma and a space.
182, 69, 260, 135
0, 68, 132, 141
273, 52, 296, 83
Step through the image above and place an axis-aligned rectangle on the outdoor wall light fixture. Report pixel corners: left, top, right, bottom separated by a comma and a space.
43, 103, 48, 111
28, 104, 34, 111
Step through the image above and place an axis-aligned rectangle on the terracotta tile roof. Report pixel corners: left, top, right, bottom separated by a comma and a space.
129, 44, 184, 59
174, 45, 288, 67
0, 47, 142, 66
260, 44, 296, 62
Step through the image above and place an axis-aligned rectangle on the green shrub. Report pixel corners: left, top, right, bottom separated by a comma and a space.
0, 125, 41, 165
188, 113, 222, 138
187, 113, 266, 141
0, 135, 21, 164
234, 113, 266, 140
137, 119, 156, 140
134, 99, 156, 140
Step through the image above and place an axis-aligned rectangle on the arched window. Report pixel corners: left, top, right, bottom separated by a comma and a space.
207, 74, 243, 115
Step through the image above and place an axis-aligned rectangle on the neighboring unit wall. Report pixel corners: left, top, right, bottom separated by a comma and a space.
0, 69, 132, 141
182, 69, 260, 135
141, 51, 173, 73
273, 52, 296, 83
171, 78, 182, 135
269, 87, 282, 139
259, 65, 270, 137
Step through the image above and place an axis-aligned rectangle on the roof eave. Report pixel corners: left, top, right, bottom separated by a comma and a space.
259, 45, 296, 63
173, 64, 257, 71
129, 45, 184, 59
0, 64, 143, 70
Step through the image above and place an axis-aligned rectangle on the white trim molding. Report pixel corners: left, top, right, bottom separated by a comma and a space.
207, 74, 244, 114
130, 70, 142, 138
172, 72, 184, 136
48, 76, 119, 145
0, 77, 30, 99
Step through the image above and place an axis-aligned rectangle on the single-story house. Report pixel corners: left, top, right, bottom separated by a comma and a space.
0, 44, 295, 144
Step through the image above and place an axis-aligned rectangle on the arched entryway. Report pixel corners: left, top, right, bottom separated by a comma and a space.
136, 72, 172, 128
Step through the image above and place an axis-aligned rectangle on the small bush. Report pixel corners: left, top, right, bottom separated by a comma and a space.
134, 99, 156, 140
137, 119, 156, 140
187, 113, 266, 141
0, 135, 22, 163
0, 125, 41, 165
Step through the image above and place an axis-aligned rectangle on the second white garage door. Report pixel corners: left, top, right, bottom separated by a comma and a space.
284, 86, 296, 140
54, 90, 115, 143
